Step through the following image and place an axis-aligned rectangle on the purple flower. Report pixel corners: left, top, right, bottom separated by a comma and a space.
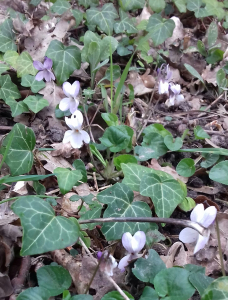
118, 231, 146, 272
97, 250, 117, 276
59, 81, 80, 114
179, 204, 217, 254
33, 57, 55, 82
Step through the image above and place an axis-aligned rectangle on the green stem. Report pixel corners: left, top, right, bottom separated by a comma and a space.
216, 216, 226, 276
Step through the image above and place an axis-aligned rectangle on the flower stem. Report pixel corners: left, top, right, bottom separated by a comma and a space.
106, 276, 130, 300
216, 216, 225, 276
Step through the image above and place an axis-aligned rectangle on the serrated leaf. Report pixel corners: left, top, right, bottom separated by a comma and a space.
16, 51, 37, 77
114, 9, 138, 34
86, 3, 118, 35
0, 124, 35, 175
5, 97, 29, 117
122, 163, 173, 191
17, 287, 49, 300
51, 0, 71, 14
0, 19, 17, 52
46, 40, 81, 84
54, 167, 82, 194
140, 173, 185, 218
11, 196, 79, 255
78, 0, 99, 8
97, 183, 151, 240
21, 74, 45, 93
0, 74, 21, 101
3, 50, 19, 68
37, 265, 72, 296
119, 0, 145, 11
146, 14, 175, 46
23, 95, 49, 113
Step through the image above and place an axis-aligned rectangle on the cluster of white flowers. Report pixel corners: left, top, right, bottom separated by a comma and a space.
59, 81, 90, 149
157, 64, 184, 107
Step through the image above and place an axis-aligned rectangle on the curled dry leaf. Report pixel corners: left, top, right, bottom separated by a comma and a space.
165, 17, 185, 47
160, 242, 187, 268
140, 69, 156, 88
149, 159, 188, 183
51, 142, 81, 159
126, 71, 153, 96
36, 151, 73, 173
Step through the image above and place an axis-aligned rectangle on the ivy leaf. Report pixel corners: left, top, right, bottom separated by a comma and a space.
113, 154, 138, 171
201, 277, 228, 300
21, 75, 45, 93
78, 0, 99, 8
5, 97, 29, 117
3, 50, 19, 68
86, 3, 118, 35
16, 51, 37, 77
51, 0, 71, 14
0, 124, 35, 175
119, 0, 145, 11
79, 205, 102, 230
46, 40, 81, 84
146, 14, 175, 46
0, 74, 21, 101
122, 163, 173, 192
114, 9, 138, 34
72, 9, 84, 27
23, 95, 49, 113
139, 287, 159, 300
97, 183, 152, 240
12, 196, 79, 255
133, 249, 166, 284
30, 0, 42, 5
140, 173, 185, 218
37, 265, 72, 296
186, 0, 208, 18
0, 63, 9, 74
173, 0, 187, 12
54, 167, 82, 195
0, 19, 17, 52
149, 0, 165, 13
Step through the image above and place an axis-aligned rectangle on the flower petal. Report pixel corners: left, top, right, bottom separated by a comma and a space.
33, 61, 44, 71
165, 95, 175, 107
43, 69, 52, 82
71, 81, 80, 98
158, 80, 169, 94
80, 130, 90, 144
131, 231, 146, 253
118, 254, 131, 272
43, 57, 53, 69
69, 99, 79, 114
170, 84, 181, 94
59, 98, 70, 112
71, 110, 83, 130
200, 206, 217, 228
191, 204, 204, 223
62, 130, 73, 144
179, 227, 199, 243
194, 232, 210, 254
70, 131, 83, 149
65, 116, 74, 130
35, 71, 44, 81
122, 232, 134, 253
63, 82, 72, 97
175, 94, 184, 105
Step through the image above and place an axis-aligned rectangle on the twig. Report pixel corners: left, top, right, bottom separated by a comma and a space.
89, 103, 102, 125
11, 256, 31, 292
106, 276, 130, 300
79, 237, 96, 262
216, 217, 226, 276
78, 217, 207, 236
197, 93, 224, 118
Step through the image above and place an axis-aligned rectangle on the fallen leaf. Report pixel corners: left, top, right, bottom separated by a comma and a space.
202, 65, 220, 86
51, 142, 81, 159
36, 151, 73, 173
160, 242, 187, 268
165, 17, 185, 47
187, 186, 219, 195
126, 71, 153, 96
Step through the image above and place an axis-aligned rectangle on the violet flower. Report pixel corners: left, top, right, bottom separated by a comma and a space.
33, 57, 55, 82
59, 81, 80, 114
63, 110, 90, 149
165, 83, 184, 107
97, 250, 117, 276
118, 231, 146, 271
179, 204, 217, 254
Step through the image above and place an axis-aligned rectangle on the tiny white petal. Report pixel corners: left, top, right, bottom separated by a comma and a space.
170, 84, 181, 94
80, 130, 90, 144
65, 117, 74, 130
131, 231, 146, 253
190, 204, 204, 223
70, 131, 84, 148
194, 232, 210, 254
71, 110, 83, 130
165, 95, 175, 107
179, 227, 198, 243
69, 99, 79, 114
62, 130, 73, 144
71, 81, 80, 98
59, 98, 70, 112
200, 206, 217, 228
122, 232, 134, 253
118, 254, 131, 272
63, 82, 72, 98
158, 80, 169, 94
175, 94, 184, 104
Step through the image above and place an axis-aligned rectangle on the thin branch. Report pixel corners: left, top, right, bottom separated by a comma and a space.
216, 217, 226, 276
78, 217, 207, 236
106, 276, 130, 300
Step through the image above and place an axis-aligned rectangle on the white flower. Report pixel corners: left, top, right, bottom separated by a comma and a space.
165, 84, 184, 107
63, 110, 90, 149
98, 251, 118, 277
157, 64, 172, 95
59, 81, 80, 114
179, 204, 217, 254
118, 231, 146, 271
159, 80, 169, 94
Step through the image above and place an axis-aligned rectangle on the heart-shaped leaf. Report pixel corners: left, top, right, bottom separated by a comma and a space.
194, 125, 210, 140
11, 196, 79, 255
122, 163, 173, 192
139, 287, 159, 300
209, 161, 228, 185
140, 173, 185, 218
201, 277, 228, 300
21, 75, 45, 93
5, 97, 29, 117
113, 154, 137, 171
72, 9, 84, 27
101, 113, 119, 127
16, 51, 37, 77
201, 153, 219, 168
17, 287, 49, 300
79, 204, 102, 230
0, 19, 17, 52
37, 265, 72, 296
176, 158, 195, 177
146, 14, 175, 46
3, 50, 19, 68
114, 9, 138, 34
51, 0, 70, 14
149, 0, 165, 12
119, 0, 145, 11
86, 3, 118, 35
46, 40, 81, 84
54, 167, 82, 194
97, 183, 151, 240
0, 74, 21, 101
0, 124, 35, 175
143, 124, 172, 138
164, 135, 183, 151
23, 95, 49, 113
0, 63, 9, 74
189, 272, 213, 296
173, 0, 187, 12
